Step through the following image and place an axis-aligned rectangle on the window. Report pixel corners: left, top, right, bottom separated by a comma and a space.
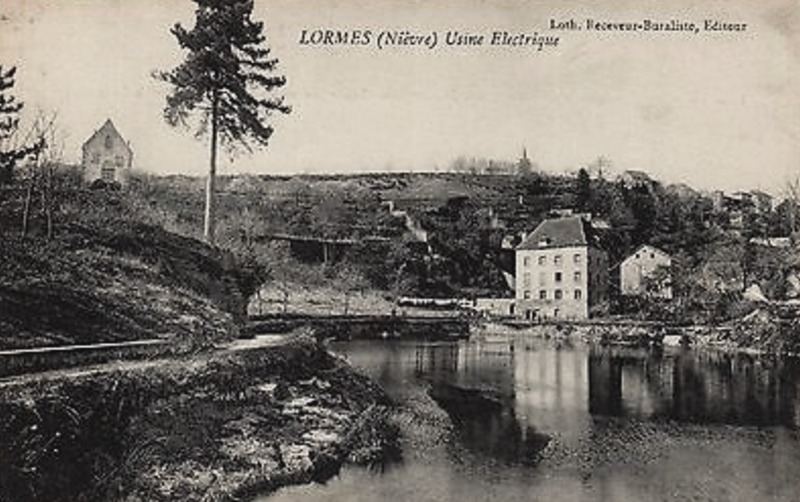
101, 167, 115, 181
574, 254, 581, 264
538, 256, 546, 266
539, 290, 547, 300
650, 253, 655, 259
105, 135, 113, 149
574, 289, 582, 300
91, 152, 99, 164
574, 271, 582, 282
555, 289, 563, 300
554, 255, 562, 266
523, 256, 530, 267
523, 290, 531, 299
554, 272, 562, 283
523, 273, 531, 287
115, 155, 124, 167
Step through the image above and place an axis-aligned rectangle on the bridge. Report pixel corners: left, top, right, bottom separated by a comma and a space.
254, 232, 392, 264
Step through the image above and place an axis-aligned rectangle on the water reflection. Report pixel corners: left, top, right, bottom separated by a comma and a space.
268, 339, 800, 502
428, 380, 551, 466
587, 346, 800, 427
339, 339, 800, 440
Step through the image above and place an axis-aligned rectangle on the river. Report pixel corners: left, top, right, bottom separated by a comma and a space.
265, 336, 800, 502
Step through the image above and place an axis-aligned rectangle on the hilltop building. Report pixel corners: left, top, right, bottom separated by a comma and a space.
620, 245, 672, 299
517, 147, 533, 175
81, 119, 133, 186
617, 170, 654, 189
515, 215, 608, 320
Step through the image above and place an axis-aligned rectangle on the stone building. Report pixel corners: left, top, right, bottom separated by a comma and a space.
620, 244, 672, 299
515, 215, 608, 321
81, 119, 133, 185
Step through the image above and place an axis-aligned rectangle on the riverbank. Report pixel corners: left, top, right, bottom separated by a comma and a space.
0, 333, 399, 502
479, 314, 800, 356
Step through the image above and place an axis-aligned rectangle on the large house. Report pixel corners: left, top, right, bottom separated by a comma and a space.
620, 244, 672, 299
81, 119, 133, 185
515, 215, 609, 321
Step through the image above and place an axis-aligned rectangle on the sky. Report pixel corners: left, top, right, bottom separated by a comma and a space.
1, 0, 798, 195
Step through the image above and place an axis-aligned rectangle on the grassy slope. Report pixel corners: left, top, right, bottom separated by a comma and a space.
0, 189, 253, 350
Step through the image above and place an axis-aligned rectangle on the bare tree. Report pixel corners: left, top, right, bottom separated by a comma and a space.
784, 174, 800, 234
21, 111, 63, 238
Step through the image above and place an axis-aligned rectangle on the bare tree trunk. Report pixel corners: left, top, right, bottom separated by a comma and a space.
204, 92, 219, 244
21, 156, 37, 236
45, 162, 53, 239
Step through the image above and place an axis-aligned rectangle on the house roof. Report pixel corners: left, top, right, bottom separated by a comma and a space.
82, 119, 132, 155
516, 216, 600, 250
750, 190, 773, 199
619, 170, 653, 183
624, 244, 670, 262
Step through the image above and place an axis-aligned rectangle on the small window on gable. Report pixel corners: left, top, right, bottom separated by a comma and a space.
91, 152, 99, 164
105, 135, 113, 149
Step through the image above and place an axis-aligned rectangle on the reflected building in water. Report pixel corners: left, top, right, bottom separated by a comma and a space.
338, 339, 800, 439
410, 340, 800, 431
585, 346, 800, 428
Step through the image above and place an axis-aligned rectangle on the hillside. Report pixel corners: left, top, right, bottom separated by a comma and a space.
122, 170, 799, 324
0, 188, 259, 350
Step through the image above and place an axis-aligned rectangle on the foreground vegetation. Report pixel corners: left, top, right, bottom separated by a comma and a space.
0, 333, 398, 502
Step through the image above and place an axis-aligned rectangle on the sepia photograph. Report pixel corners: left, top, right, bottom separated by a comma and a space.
0, 0, 799, 500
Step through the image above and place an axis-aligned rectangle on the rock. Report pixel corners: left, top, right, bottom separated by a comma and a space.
280, 444, 313, 472
743, 284, 769, 303
302, 429, 341, 447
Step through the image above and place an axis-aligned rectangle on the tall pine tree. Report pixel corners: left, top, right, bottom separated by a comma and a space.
156, 0, 290, 244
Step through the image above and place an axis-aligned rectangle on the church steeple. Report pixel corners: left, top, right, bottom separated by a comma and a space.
518, 146, 532, 174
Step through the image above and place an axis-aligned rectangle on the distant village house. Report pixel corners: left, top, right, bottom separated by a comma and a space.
515, 215, 609, 321
620, 244, 673, 299
82, 119, 133, 186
